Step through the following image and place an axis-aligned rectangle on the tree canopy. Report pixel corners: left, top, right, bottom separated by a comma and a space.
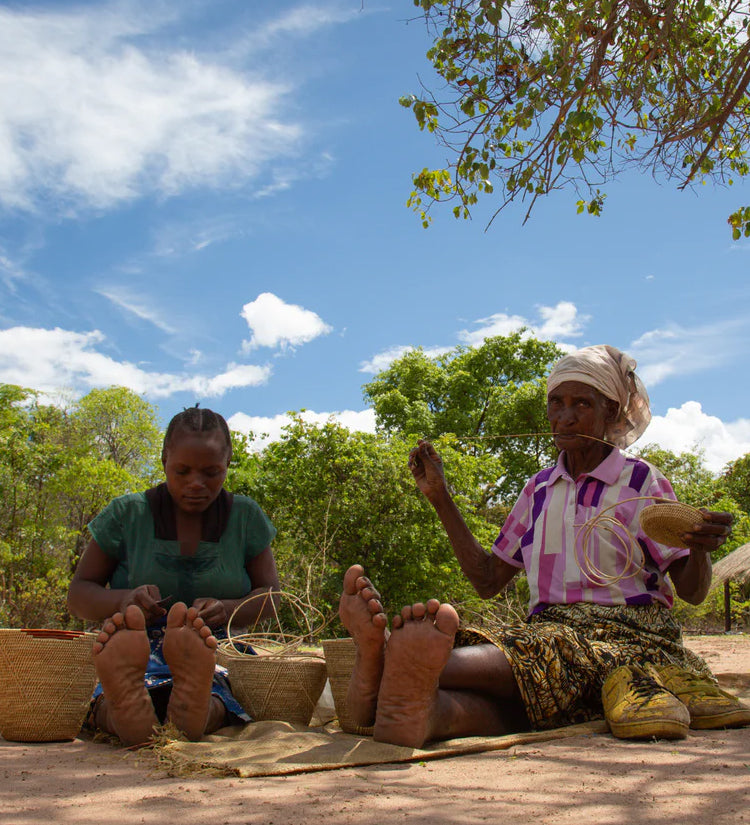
363, 332, 562, 499
403, 0, 750, 235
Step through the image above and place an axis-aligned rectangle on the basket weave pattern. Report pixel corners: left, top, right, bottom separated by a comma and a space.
322, 637, 374, 736
217, 644, 327, 725
0, 629, 97, 742
639, 502, 704, 549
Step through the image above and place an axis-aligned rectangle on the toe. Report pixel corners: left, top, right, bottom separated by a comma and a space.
425, 599, 440, 617
166, 601, 189, 628
123, 605, 146, 630
343, 565, 365, 595
411, 602, 427, 619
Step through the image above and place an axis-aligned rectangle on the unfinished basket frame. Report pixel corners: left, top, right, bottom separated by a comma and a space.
217, 590, 328, 726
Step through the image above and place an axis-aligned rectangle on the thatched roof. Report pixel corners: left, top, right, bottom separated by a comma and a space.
711, 543, 750, 587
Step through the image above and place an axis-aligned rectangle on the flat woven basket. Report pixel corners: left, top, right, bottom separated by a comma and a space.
0, 629, 97, 742
639, 501, 705, 549
322, 637, 374, 736
217, 642, 327, 725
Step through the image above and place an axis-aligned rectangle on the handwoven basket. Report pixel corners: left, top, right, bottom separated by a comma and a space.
322, 637, 374, 736
218, 643, 327, 725
218, 590, 328, 726
0, 629, 97, 742
639, 501, 705, 549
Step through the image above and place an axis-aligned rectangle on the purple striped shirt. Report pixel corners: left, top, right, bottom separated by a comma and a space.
493, 449, 689, 615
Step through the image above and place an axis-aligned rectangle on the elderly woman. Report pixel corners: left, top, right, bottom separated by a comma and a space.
339, 345, 749, 748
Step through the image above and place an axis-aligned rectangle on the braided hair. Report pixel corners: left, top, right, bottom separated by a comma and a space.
162, 406, 233, 464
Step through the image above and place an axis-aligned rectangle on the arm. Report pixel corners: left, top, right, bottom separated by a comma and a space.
666, 510, 733, 605
192, 545, 281, 629
67, 538, 168, 623
410, 440, 519, 599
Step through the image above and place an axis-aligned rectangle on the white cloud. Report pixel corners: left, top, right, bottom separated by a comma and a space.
458, 301, 588, 346
228, 407, 377, 451
358, 344, 450, 374
629, 320, 748, 387
361, 301, 587, 375
0, 326, 271, 399
0, 5, 303, 213
240, 293, 332, 351
97, 287, 176, 334
636, 401, 750, 473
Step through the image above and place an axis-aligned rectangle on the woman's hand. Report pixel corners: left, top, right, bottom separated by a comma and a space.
408, 439, 449, 503
192, 597, 228, 629
681, 510, 733, 553
119, 584, 167, 623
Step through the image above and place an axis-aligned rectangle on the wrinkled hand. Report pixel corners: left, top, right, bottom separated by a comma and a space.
120, 584, 167, 623
408, 439, 449, 502
192, 597, 228, 628
682, 510, 733, 554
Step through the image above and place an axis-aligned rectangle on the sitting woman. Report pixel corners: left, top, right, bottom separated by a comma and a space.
67, 407, 279, 747
340, 345, 749, 747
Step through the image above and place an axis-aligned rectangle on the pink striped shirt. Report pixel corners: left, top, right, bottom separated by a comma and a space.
492, 449, 689, 616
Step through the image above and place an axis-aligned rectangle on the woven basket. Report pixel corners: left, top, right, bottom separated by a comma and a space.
0, 629, 97, 742
322, 637, 374, 736
639, 501, 704, 549
218, 643, 327, 725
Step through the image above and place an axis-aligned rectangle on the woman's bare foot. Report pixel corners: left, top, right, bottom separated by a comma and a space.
93, 605, 158, 747
338, 564, 388, 726
163, 602, 218, 741
373, 599, 459, 748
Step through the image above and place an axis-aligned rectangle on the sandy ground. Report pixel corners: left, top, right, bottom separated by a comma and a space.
2, 634, 749, 825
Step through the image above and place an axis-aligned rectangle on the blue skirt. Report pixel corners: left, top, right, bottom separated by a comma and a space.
91, 618, 252, 723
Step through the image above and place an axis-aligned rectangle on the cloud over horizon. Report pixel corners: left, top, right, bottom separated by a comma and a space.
0, 326, 271, 399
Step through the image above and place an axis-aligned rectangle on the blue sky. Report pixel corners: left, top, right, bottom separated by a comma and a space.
1, 0, 749, 472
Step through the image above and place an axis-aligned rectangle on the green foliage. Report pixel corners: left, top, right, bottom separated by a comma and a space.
719, 452, 750, 513
635, 443, 717, 506
0, 384, 161, 627
363, 332, 562, 499
230, 416, 505, 626
406, 0, 750, 232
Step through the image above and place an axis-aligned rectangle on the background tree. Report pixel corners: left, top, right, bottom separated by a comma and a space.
0, 384, 160, 627
230, 416, 515, 627
403, 0, 750, 235
363, 332, 562, 499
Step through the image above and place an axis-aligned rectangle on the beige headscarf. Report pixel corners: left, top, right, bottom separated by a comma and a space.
546, 344, 651, 448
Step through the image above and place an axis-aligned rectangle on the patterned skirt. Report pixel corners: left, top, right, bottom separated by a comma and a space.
455, 602, 714, 730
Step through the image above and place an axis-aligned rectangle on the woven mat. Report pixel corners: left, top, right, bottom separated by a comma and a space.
151, 720, 608, 777
145, 673, 750, 778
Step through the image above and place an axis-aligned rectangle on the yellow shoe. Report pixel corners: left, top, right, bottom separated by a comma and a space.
602, 664, 690, 740
647, 663, 750, 730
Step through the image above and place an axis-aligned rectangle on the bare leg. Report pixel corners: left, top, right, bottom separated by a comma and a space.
163, 602, 218, 741
440, 643, 521, 698
338, 564, 388, 726
92, 606, 158, 747
374, 602, 526, 748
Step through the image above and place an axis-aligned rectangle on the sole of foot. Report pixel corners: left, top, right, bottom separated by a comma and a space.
339, 564, 388, 727
373, 599, 459, 749
93, 604, 158, 747
163, 602, 218, 741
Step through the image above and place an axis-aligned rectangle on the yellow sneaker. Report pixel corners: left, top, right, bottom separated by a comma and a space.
602, 664, 690, 740
647, 663, 750, 730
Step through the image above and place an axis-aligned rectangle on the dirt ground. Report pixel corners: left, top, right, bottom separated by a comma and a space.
2, 634, 749, 825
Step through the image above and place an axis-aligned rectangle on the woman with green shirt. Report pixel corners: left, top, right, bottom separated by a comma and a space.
67, 407, 280, 747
